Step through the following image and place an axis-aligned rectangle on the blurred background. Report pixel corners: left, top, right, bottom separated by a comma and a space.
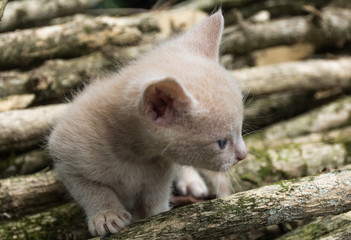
0, 0, 351, 239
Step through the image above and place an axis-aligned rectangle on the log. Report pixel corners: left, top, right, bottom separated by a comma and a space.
235, 138, 350, 188
233, 57, 351, 96
1, 170, 350, 239
91, 170, 351, 239
0, 170, 67, 220
0, 15, 142, 70
221, 7, 351, 55
0, 9, 206, 70
244, 91, 317, 129
253, 96, 351, 141
0, 203, 88, 239
2, 55, 349, 108
277, 211, 351, 240
0, 0, 7, 22
0, 0, 102, 32
0, 104, 68, 152
173, 0, 332, 17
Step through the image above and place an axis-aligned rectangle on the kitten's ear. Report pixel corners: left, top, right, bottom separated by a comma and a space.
183, 10, 224, 61
140, 78, 194, 126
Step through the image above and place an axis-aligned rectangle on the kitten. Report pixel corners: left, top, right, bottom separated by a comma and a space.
48, 11, 247, 236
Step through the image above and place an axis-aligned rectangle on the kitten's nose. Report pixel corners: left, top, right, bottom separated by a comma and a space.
235, 148, 247, 161
235, 136, 247, 161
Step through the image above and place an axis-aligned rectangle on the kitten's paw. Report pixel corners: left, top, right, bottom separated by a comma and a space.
176, 173, 208, 198
88, 209, 132, 236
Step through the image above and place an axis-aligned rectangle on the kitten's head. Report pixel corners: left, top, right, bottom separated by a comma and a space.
139, 11, 246, 171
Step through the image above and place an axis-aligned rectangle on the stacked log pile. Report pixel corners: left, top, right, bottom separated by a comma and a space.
0, 0, 351, 239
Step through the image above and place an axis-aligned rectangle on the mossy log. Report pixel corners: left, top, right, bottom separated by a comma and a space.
0, 203, 87, 240
248, 125, 351, 149
87, 170, 351, 240
221, 7, 351, 55
277, 211, 351, 240
254, 96, 351, 141
0, 0, 102, 32
235, 139, 351, 188
0, 170, 66, 220
233, 57, 351, 95
1, 170, 351, 240
0, 104, 68, 152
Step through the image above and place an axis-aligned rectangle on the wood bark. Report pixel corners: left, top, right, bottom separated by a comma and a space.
0, 0, 102, 32
221, 7, 351, 55
0, 170, 67, 220
277, 211, 351, 240
233, 57, 351, 96
0, 203, 87, 239
235, 137, 351, 188
93, 170, 351, 240
253, 96, 351, 141
0, 104, 68, 152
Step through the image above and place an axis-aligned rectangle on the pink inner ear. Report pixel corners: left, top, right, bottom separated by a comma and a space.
142, 78, 193, 126
151, 87, 174, 121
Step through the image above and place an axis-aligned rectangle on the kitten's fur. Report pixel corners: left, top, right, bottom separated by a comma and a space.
48, 11, 246, 236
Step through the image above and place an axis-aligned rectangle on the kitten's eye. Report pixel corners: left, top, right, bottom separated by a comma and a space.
217, 139, 228, 149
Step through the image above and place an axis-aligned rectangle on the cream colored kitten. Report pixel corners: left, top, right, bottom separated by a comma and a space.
48, 11, 246, 236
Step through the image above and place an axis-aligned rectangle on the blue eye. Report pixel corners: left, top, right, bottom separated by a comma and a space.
218, 139, 228, 149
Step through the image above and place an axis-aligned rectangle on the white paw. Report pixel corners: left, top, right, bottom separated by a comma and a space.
88, 209, 132, 236
176, 168, 208, 198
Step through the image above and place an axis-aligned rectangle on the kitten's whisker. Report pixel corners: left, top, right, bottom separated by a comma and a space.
225, 170, 235, 194
229, 171, 243, 191
216, 174, 221, 199
243, 129, 263, 137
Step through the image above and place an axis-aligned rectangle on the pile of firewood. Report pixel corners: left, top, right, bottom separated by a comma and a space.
0, 0, 351, 239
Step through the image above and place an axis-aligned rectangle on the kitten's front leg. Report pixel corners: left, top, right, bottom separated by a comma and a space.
174, 166, 208, 198
58, 170, 131, 236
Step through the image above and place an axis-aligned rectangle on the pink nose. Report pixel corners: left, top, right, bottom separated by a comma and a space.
235, 149, 247, 161
235, 137, 247, 161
